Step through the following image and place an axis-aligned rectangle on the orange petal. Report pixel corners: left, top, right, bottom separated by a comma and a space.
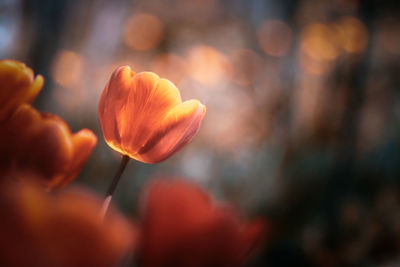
138, 178, 264, 266
0, 180, 135, 267
0, 105, 43, 175
0, 60, 43, 122
0, 104, 96, 189
0, 104, 41, 153
136, 100, 206, 163
98, 66, 206, 163
98, 66, 133, 151
52, 129, 97, 189
120, 73, 181, 154
23, 113, 74, 178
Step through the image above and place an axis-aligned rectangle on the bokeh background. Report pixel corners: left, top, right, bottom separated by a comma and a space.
2, 0, 400, 265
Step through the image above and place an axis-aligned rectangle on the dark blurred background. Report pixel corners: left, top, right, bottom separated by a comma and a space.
2, 0, 400, 265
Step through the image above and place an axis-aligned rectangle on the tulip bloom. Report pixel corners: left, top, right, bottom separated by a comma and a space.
0, 104, 97, 189
0, 59, 43, 122
0, 180, 135, 267
98, 66, 206, 163
138, 179, 265, 267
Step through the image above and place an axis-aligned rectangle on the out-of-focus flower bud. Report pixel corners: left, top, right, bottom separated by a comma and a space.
0, 60, 43, 122
0, 104, 97, 189
138, 179, 265, 267
0, 180, 135, 267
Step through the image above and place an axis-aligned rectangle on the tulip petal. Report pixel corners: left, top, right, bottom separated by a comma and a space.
98, 66, 133, 151
24, 113, 74, 178
53, 129, 97, 188
120, 73, 182, 153
0, 180, 135, 267
0, 104, 97, 189
136, 100, 206, 163
98, 67, 206, 163
0, 60, 43, 122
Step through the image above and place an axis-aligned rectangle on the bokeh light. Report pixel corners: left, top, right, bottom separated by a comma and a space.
51, 50, 84, 89
335, 16, 368, 54
151, 53, 187, 85
123, 13, 164, 51
299, 23, 340, 75
186, 45, 232, 87
3, 0, 400, 265
301, 23, 339, 62
257, 20, 293, 57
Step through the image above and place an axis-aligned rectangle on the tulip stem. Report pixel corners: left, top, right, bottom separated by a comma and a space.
106, 155, 130, 197
101, 155, 130, 219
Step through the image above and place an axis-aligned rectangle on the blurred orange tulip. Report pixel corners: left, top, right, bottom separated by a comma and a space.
0, 104, 97, 189
0, 60, 43, 122
138, 179, 265, 267
98, 66, 206, 163
0, 180, 135, 267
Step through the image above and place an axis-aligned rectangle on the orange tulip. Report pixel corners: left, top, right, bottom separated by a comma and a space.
0, 180, 135, 267
98, 66, 206, 163
0, 104, 97, 189
0, 59, 43, 122
138, 179, 265, 267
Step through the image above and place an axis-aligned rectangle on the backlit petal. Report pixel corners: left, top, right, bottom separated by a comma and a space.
98, 66, 205, 163
136, 100, 206, 163
0, 60, 43, 122
120, 73, 182, 154
98, 66, 133, 151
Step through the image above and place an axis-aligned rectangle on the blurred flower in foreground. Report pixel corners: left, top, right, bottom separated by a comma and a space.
0, 180, 134, 267
138, 179, 265, 267
0, 59, 43, 122
0, 104, 97, 189
98, 66, 206, 163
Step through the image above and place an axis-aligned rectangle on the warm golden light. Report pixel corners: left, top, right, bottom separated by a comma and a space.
300, 23, 339, 62
257, 20, 293, 57
123, 13, 164, 51
299, 23, 340, 75
335, 16, 368, 54
51, 50, 84, 88
186, 45, 232, 86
